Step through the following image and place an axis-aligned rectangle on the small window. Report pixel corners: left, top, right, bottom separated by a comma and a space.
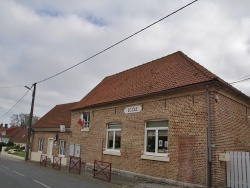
81, 112, 90, 128
59, 140, 66, 156
145, 120, 168, 156
106, 123, 121, 151
38, 138, 44, 152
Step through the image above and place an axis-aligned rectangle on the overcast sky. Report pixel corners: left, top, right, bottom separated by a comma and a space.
0, 0, 250, 124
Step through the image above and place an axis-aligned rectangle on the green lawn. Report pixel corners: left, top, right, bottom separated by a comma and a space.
13, 151, 25, 158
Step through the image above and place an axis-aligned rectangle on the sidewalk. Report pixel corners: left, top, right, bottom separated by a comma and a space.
1, 153, 181, 188
29, 160, 181, 188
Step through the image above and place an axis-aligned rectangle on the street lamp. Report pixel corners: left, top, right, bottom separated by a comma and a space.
25, 83, 36, 161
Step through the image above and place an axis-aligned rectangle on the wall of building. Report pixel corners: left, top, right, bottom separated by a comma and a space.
210, 89, 250, 187
0, 137, 9, 143
70, 87, 208, 186
31, 131, 71, 165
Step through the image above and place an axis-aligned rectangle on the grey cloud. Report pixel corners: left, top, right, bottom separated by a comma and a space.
0, 0, 250, 123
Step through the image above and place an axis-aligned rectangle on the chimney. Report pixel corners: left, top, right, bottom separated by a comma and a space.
0, 123, 3, 127
5, 124, 8, 128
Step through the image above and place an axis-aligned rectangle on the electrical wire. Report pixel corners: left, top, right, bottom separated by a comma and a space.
1, 0, 199, 119
0, 84, 31, 89
0, 89, 30, 119
36, 0, 199, 84
230, 77, 250, 85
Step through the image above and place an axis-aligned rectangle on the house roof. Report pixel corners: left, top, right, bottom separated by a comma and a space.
9, 127, 27, 144
73, 51, 225, 110
33, 102, 77, 128
0, 127, 6, 132
6, 126, 19, 136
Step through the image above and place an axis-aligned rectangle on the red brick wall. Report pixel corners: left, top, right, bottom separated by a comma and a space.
211, 91, 250, 187
70, 88, 208, 186
32, 131, 71, 157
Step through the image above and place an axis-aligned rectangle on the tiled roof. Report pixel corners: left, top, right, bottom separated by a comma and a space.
6, 126, 19, 136
33, 102, 77, 128
73, 51, 221, 110
9, 127, 27, 144
0, 127, 6, 132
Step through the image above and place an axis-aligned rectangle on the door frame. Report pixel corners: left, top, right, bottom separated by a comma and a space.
47, 138, 54, 160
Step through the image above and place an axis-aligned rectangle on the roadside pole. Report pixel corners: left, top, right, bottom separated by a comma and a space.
25, 83, 36, 161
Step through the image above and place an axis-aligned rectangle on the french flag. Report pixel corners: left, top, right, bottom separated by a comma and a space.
77, 113, 84, 126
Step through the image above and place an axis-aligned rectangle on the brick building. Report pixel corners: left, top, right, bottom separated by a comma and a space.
69, 51, 250, 187
31, 102, 77, 165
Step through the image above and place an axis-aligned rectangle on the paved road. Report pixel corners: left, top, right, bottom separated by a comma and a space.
0, 154, 182, 188
0, 155, 110, 188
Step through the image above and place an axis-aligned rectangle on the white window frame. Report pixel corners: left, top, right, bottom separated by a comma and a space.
104, 123, 121, 155
38, 138, 44, 153
144, 120, 168, 157
81, 112, 90, 132
59, 140, 66, 156
83, 112, 90, 128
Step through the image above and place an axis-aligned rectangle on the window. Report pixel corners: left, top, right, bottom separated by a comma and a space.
145, 120, 168, 156
59, 140, 66, 156
106, 123, 121, 151
83, 112, 90, 128
38, 139, 44, 152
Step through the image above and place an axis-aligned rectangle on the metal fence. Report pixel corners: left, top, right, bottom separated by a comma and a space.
69, 156, 82, 175
93, 160, 112, 182
52, 156, 61, 170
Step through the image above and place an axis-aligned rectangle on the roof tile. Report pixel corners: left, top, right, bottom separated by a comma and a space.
33, 102, 77, 128
73, 51, 221, 109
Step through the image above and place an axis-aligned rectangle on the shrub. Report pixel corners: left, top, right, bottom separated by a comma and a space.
0, 142, 6, 151
4, 147, 10, 151
6, 141, 14, 147
13, 145, 20, 149
0, 142, 6, 147
20, 146, 25, 150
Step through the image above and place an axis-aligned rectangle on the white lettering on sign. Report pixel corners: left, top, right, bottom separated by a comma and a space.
124, 105, 142, 114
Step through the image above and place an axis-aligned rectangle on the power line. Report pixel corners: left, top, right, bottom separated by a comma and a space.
0, 84, 30, 89
1, 0, 199, 118
36, 0, 199, 84
230, 77, 250, 85
0, 89, 30, 119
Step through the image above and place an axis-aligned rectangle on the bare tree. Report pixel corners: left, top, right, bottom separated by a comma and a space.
10, 113, 39, 126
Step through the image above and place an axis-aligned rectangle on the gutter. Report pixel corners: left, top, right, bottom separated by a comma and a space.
32, 127, 71, 132
206, 84, 212, 187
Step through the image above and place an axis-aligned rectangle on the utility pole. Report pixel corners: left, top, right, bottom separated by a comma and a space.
25, 83, 36, 161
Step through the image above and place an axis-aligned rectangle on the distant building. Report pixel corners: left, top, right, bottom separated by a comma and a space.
31, 102, 77, 165
9, 126, 27, 148
0, 125, 27, 147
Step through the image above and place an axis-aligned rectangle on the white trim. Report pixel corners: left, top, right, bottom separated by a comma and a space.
141, 155, 170, 162
81, 127, 90, 132
47, 138, 54, 159
103, 150, 121, 156
38, 138, 44, 152
144, 120, 168, 155
59, 140, 66, 156
144, 152, 168, 157
106, 123, 121, 150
